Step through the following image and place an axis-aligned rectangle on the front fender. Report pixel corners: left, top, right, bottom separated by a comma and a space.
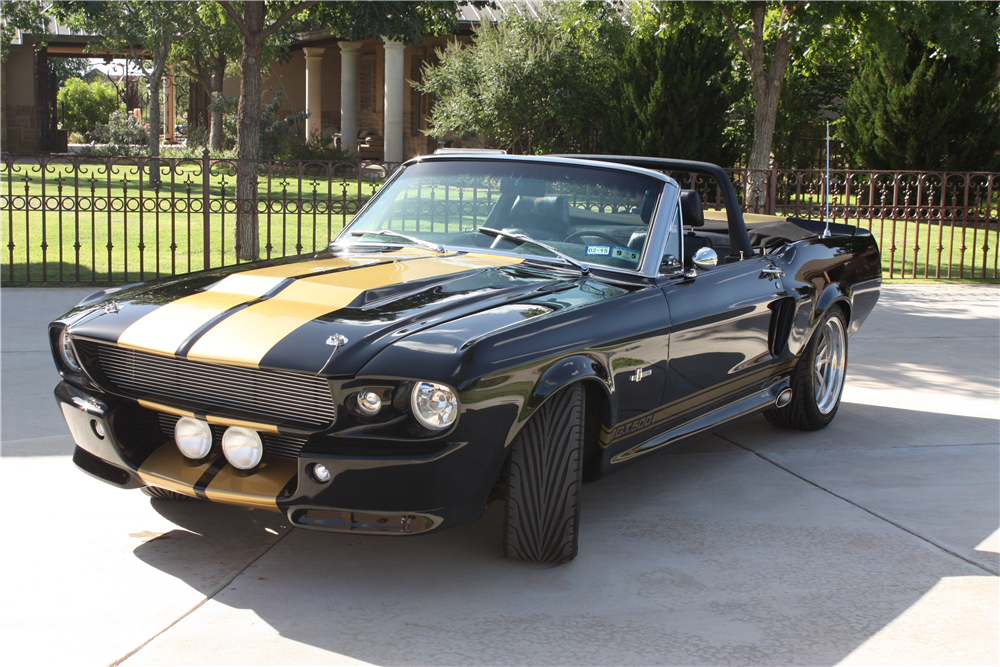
505, 354, 612, 446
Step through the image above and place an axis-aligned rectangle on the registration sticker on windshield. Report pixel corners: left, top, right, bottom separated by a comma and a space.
585, 245, 611, 256
612, 246, 641, 263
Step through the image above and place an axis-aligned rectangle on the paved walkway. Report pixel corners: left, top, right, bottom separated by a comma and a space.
1, 285, 997, 666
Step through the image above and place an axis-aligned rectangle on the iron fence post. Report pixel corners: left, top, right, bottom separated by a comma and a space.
766, 163, 777, 216
202, 149, 210, 270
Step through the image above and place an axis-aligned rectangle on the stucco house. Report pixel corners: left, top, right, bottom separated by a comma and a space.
1, 2, 538, 159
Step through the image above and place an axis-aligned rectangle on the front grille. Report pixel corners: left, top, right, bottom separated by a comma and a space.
158, 412, 308, 461
78, 341, 336, 429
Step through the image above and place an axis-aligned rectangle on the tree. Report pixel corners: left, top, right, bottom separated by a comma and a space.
217, 1, 318, 261
838, 1, 1000, 171
600, 21, 738, 165
419, 5, 615, 154
217, 0, 470, 260
0, 0, 48, 62
707, 1, 848, 202
173, 3, 243, 152
55, 1, 193, 181
839, 33, 1000, 171
57, 77, 123, 134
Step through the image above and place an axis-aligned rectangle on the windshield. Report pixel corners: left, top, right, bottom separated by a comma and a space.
337, 159, 665, 272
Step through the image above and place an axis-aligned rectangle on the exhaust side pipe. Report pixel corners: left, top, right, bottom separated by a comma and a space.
775, 388, 793, 408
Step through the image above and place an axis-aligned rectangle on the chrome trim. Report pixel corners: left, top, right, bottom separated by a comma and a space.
80, 342, 337, 428
334, 155, 682, 280
692, 247, 719, 270
638, 180, 680, 278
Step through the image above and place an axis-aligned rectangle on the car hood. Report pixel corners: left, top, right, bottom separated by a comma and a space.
60, 248, 608, 376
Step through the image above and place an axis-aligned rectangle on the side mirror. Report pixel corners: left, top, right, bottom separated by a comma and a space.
692, 247, 718, 271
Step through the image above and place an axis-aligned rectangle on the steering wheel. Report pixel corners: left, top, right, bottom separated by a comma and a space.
564, 230, 621, 246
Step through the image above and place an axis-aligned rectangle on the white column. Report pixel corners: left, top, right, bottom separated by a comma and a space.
303, 47, 325, 141
383, 39, 405, 163
303, 47, 325, 142
339, 41, 362, 153
163, 69, 175, 142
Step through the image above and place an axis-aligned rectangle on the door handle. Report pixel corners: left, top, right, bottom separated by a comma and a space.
761, 266, 784, 277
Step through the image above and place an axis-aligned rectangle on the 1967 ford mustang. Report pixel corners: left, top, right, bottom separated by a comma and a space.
51, 154, 880, 563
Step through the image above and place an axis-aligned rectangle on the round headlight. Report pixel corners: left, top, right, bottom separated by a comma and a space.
410, 382, 458, 430
175, 417, 212, 460
222, 426, 263, 470
59, 328, 81, 372
357, 390, 382, 415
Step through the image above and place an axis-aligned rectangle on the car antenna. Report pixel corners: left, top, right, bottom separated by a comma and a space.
823, 121, 831, 238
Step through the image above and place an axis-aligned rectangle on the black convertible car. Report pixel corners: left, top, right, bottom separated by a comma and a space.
51, 154, 880, 563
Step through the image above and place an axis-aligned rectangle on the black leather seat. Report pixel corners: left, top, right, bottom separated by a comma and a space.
505, 195, 569, 241
679, 190, 713, 266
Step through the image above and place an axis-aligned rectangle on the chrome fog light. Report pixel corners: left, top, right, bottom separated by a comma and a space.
411, 382, 458, 430
357, 390, 383, 415
221, 426, 263, 470
58, 328, 81, 372
175, 417, 212, 460
91, 420, 106, 439
312, 463, 331, 483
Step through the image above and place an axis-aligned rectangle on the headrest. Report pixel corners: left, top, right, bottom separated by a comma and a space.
679, 190, 704, 228
510, 195, 569, 228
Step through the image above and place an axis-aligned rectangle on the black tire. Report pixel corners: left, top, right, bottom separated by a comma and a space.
765, 306, 848, 431
503, 382, 585, 564
141, 486, 195, 501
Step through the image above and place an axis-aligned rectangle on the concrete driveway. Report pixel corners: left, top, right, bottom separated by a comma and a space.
1, 284, 997, 666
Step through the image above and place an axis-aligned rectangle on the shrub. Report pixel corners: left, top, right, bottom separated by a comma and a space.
91, 110, 149, 147
839, 31, 1000, 171
276, 129, 358, 163
58, 78, 123, 134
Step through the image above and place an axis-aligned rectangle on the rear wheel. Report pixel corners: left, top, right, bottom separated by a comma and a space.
503, 383, 585, 564
141, 486, 195, 501
765, 306, 848, 431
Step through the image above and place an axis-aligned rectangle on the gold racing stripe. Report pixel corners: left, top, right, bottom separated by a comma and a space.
137, 399, 281, 434
185, 253, 523, 368
136, 444, 213, 498
204, 458, 298, 511
116, 256, 382, 357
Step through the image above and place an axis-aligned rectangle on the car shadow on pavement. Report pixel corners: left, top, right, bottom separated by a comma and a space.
131, 404, 998, 666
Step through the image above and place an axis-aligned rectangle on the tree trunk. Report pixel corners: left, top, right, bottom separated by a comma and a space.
147, 70, 162, 187
209, 56, 227, 152
235, 1, 265, 261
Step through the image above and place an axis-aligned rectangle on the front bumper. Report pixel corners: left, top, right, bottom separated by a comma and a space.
56, 381, 513, 535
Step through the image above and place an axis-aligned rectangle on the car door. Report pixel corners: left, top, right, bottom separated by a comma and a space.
658, 254, 789, 424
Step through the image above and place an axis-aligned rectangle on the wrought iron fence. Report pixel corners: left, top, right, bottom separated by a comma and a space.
1, 152, 393, 283
1, 153, 997, 283
692, 167, 998, 280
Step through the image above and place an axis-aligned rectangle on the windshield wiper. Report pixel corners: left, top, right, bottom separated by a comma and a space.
478, 227, 589, 275
338, 229, 446, 254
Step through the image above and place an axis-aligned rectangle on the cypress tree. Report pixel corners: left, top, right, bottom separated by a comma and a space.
839, 32, 1000, 171
601, 23, 737, 166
